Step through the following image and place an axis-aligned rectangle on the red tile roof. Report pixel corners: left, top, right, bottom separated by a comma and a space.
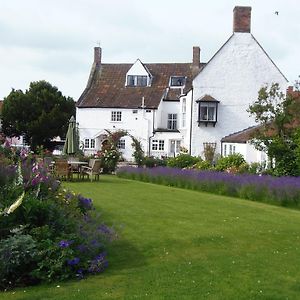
221, 125, 260, 143
77, 63, 205, 109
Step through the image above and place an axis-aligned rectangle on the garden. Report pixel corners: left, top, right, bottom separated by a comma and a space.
1, 132, 300, 298
0, 144, 115, 291
1, 175, 300, 299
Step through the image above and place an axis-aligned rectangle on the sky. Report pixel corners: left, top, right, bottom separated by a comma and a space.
0, 0, 299, 101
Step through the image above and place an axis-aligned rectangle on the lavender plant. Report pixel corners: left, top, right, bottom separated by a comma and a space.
117, 166, 300, 208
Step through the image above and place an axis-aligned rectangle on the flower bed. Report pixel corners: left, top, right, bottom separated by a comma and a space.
0, 147, 115, 290
117, 166, 300, 208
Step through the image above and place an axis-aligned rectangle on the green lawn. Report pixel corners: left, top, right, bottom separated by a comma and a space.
2, 175, 300, 299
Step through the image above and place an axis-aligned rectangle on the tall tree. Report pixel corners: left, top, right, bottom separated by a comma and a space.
248, 83, 300, 176
2, 80, 75, 151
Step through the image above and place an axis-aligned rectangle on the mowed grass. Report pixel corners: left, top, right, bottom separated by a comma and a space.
2, 175, 300, 299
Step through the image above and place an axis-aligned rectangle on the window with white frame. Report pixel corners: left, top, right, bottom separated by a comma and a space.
199, 103, 217, 121
229, 144, 236, 155
127, 75, 148, 87
84, 138, 95, 149
224, 144, 227, 157
111, 111, 122, 122
152, 139, 165, 151
169, 76, 186, 87
181, 98, 186, 128
90, 139, 95, 148
167, 114, 177, 130
117, 139, 125, 149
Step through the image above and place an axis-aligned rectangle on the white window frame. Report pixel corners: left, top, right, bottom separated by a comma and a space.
181, 98, 186, 128
111, 111, 122, 122
90, 139, 95, 149
199, 103, 217, 122
117, 139, 126, 149
169, 76, 186, 87
84, 139, 90, 149
127, 75, 148, 87
167, 114, 177, 130
84, 138, 95, 149
152, 140, 165, 151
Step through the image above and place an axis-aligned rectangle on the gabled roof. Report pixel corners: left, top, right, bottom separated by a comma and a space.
196, 94, 219, 102
77, 63, 205, 109
195, 33, 288, 83
221, 125, 260, 143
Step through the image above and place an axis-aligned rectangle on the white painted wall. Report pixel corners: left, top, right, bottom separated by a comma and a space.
76, 107, 154, 160
222, 141, 267, 164
178, 91, 192, 152
156, 101, 180, 129
191, 32, 288, 158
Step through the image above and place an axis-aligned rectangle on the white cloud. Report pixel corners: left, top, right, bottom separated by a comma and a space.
0, 0, 299, 100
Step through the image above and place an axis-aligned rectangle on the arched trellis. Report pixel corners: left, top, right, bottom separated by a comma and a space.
104, 129, 144, 166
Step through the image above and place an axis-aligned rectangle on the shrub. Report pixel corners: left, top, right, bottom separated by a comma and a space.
0, 152, 114, 289
0, 233, 39, 289
167, 154, 201, 169
143, 156, 167, 168
193, 160, 212, 171
215, 153, 246, 171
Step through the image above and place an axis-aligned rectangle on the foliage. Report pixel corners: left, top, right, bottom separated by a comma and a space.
143, 156, 167, 168
58, 176, 300, 300
0, 148, 114, 289
193, 159, 212, 171
167, 154, 201, 169
248, 82, 300, 176
2, 80, 75, 151
0, 233, 39, 288
215, 153, 246, 172
203, 143, 216, 164
117, 166, 300, 208
131, 136, 144, 167
99, 130, 146, 171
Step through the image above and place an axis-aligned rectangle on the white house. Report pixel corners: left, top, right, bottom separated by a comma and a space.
76, 6, 288, 163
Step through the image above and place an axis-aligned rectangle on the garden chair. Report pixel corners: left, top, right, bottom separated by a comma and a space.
81, 159, 102, 181
68, 157, 80, 179
54, 160, 72, 181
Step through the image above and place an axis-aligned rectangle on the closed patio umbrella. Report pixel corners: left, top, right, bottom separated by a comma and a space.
63, 116, 78, 155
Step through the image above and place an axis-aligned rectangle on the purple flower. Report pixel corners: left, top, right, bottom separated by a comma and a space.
78, 195, 94, 210
67, 257, 80, 266
58, 240, 73, 248
88, 252, 108, 273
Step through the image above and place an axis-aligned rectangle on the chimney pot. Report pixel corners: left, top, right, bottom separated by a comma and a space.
94, 47, 102, 64
233, 6, 251, 33
193, 46, 201, 69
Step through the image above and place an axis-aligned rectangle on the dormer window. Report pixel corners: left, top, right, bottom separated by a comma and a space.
196, 95, 220, 127
125, 59, 152, 87
127, 75, 148, 87
170, 76, 186, 87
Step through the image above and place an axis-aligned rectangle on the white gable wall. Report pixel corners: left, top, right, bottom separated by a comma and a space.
191, 32, 288, 158
126, 59, 151, 86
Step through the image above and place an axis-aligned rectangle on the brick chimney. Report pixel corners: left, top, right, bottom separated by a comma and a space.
233, 6, 251, 33
94, 47, 102, 64
193, 46, 200, 69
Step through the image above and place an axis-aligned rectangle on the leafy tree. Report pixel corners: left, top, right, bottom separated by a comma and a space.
2, 81, 75, 151
248, 82, 300, 176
